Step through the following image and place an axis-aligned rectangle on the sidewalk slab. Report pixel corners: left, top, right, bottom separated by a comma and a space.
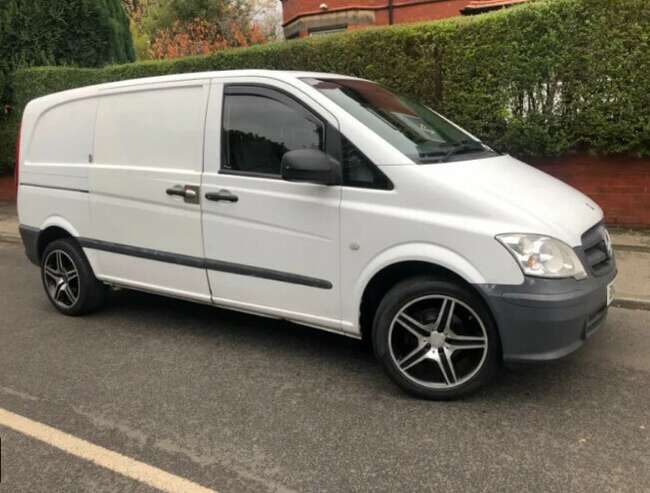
610, 227, 650, 253
613, 248, 650, 302
0, 202, 19, 243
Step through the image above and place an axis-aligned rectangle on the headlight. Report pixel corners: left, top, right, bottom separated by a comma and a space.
497, 234, 587, 280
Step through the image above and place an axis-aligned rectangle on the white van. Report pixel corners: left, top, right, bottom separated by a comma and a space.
16, 70, 616, 399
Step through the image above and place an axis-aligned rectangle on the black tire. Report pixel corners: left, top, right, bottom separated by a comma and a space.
372, 276, 499, 400
41, 238, 107, 316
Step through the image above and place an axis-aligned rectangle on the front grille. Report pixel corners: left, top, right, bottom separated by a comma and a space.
580, 222, 614, 276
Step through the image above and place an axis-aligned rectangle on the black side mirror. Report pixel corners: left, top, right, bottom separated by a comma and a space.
281, 149, 340, 186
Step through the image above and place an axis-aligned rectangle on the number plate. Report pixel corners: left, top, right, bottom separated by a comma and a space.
607, 281, 616, 306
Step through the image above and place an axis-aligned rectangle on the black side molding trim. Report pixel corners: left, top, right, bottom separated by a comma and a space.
20, 183, 89, 194
18, 225, 41, 265
203, 258, 332, 289
78, 237, 333, 290
79, 238, 204, 268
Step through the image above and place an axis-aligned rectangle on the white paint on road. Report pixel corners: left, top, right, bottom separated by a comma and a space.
0, 407, 218, 493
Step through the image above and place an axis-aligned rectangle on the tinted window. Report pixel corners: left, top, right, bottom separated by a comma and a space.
222, 87, 324, 176
341, 136, 391, 189
302, 78, 496, 164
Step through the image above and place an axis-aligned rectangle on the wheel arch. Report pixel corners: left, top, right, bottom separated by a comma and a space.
35, 217, 81, 263
353, 244, 494, 343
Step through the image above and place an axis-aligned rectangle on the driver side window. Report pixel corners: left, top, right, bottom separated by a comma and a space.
222, 85, 324, 177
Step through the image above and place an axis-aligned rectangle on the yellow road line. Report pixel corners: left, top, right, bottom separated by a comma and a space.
0, 407, 218, 493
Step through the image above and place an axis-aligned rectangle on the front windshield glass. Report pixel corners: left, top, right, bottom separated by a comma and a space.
302, 77, 497, 164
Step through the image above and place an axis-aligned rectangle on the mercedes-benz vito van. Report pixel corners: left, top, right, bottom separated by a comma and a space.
16, 70, 616, 399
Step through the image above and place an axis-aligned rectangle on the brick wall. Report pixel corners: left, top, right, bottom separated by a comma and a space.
282, 0, 472, 34
0, 175, 15, 202
390, 0, 470, 23
532, 156, 650, 228
283, 0, 383, 24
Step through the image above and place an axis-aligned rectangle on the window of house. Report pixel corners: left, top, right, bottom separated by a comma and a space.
308, 25, 347, 36
222, 86, 325, 176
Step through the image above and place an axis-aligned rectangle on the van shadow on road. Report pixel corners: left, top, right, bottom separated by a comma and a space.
100, 287, 629, 406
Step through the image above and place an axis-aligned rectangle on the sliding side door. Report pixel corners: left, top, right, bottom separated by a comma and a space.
88, 80, 211, 301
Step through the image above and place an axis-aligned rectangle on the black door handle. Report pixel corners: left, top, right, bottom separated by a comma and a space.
166, 186, 187, 197
205, 190, 239, 203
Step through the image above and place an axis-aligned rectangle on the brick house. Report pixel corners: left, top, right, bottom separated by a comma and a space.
281, 0, 527, 38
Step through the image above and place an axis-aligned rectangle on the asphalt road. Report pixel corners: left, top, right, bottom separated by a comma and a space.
0, 241, 648, 493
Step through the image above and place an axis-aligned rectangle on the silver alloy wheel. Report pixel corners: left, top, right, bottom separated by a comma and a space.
388, 295, 488, 389
43, 250, 80, 308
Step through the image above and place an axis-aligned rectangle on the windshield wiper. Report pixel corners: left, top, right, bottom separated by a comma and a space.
440, 141, 485, 161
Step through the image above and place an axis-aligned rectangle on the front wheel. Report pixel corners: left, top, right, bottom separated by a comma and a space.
373, 277, 499, 400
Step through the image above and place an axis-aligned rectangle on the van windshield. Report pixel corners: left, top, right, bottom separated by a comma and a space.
302, 78, 497, 164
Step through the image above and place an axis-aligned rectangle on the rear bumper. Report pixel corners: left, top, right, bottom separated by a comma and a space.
19, 224, 40, 265
477, 269, 616, 363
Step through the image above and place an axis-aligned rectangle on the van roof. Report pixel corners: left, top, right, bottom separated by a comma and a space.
97, 70, 359, 91
29, 70, 360, 107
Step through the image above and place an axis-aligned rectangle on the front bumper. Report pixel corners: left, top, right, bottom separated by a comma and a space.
477, 269, 617, 363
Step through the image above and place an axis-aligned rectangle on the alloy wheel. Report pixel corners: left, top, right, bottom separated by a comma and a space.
388, 295, 488, 389
43, 249, 80, 308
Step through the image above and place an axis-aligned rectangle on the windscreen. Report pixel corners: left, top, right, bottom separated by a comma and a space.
302, 77, 497, 164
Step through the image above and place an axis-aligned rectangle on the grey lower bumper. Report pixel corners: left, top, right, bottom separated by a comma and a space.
477, 270, 617, 363
19, 225, 40, 265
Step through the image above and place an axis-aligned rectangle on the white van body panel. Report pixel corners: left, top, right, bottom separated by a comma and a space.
202, 77, 344, 331
17, 90, 98, 247
89, 79, 211, 300
404, 155, 603, 247
16, 70, 606, 341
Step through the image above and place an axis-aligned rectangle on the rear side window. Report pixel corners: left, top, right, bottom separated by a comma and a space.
28, 98, 97, 164
94, 85, 205, 171
222, 85, 324, 176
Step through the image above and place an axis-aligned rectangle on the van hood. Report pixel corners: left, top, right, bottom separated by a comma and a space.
415, 155, 603, 246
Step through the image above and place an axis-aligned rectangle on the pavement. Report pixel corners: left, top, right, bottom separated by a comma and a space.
0, 201, 17, 243
1, 201, 648, 309
0, 240, 649, 492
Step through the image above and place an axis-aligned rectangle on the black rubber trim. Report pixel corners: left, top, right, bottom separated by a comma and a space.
203, 258, 331, 289
78, 237, 332, 289
18, 225, 40, 265
20, 183, 89, 194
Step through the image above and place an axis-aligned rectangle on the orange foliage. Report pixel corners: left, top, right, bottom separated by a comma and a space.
149, 17, 267, 59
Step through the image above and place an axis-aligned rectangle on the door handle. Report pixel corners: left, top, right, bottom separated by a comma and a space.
166, 185, 200, 204
205, 190, 239, 203
166, 186, 186, 197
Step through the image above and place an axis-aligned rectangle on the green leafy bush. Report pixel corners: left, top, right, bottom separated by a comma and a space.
5, 0, 650, 174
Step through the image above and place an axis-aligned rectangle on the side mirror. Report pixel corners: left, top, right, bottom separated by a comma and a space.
281, 149, 340, 186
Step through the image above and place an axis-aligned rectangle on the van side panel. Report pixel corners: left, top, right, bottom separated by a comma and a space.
17, 97, 98, 246
88, 82, 211, 300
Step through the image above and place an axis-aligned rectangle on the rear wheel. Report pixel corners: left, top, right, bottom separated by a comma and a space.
41, 239, 106, 316
373, 277, 499, 400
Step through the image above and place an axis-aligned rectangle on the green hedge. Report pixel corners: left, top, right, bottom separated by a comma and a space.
4, 0, 650, 174
0, 0, 135, 174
